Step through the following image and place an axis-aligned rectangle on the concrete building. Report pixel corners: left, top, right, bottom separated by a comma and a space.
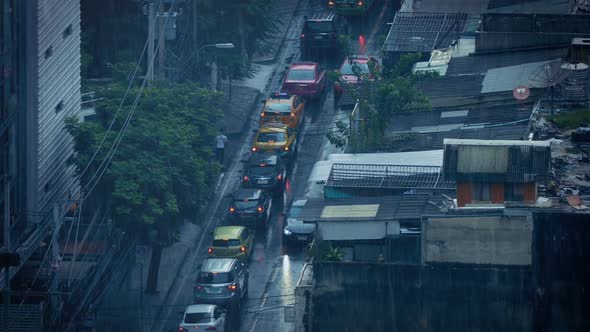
1, 0, 81, 328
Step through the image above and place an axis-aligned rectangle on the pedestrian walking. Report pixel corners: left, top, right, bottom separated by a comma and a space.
215, 129, 228, 166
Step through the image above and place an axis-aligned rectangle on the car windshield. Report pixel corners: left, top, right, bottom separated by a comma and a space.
257, 132, 286, 142
266, 104, 291, 112
306, 22, 334, 33
197, 271, 234, 284
212, 239, 242, 247
288, 206, 302, 218
248, 166, 276, 176
286, 69, 315, 81
234, 200, 259, 209
184, 312, 213, 324
340, 62, 370, 75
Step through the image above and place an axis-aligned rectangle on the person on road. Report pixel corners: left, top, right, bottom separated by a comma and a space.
215, 129, 228, 166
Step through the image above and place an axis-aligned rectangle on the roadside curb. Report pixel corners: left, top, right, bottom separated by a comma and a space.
252, 0, 303, 65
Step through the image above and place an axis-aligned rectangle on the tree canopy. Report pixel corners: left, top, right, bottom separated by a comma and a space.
66, 80, 222, 235
327, 53, 432, 152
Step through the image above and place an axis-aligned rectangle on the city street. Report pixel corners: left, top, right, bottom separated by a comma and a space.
150, 1, 393, 331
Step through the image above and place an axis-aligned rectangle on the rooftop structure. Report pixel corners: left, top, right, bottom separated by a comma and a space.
383, 12, 476, 54
325, 164, 454, 191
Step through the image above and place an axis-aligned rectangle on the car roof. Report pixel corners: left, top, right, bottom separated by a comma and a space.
268, 91, 294, 100
185, 304, 216, 314
248, 153, 279, 166
214, 226, 245, 239
259, 124, 288, 133
233, 188, 262, 200
290, 62, 317, 70
201, 258, 236, 273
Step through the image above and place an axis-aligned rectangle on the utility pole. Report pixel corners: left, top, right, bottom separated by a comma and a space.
3, 176, 11, 332
147, 2, 155, 84
50, 203, 60, 324
158, 0, 167, 80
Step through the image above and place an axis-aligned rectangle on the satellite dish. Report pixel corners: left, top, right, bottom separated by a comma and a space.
528, 60, 570, 88
528, 60, 571, 114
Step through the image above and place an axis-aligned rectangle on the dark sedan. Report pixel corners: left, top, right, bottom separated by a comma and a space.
241, 153, 286, 195
227, 188, 272, 229
283, 199, 315, 245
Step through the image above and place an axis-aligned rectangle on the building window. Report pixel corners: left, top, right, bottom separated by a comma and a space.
44, 181, 50, 193
472, 182, 490, 202
54, 100, 64, 114
44, 46, 53, 59
505, 183, 525, 201
62, 24, 73, 39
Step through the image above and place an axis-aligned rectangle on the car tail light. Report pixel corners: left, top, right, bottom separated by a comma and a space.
243, 175, 249, 182
240, 246, 246, 252
328, 0, 335, 7
251, 147, 258, 152
179, 327, 186, 332
205, 326, 217, 331
257, 206, 264, 213
260, 112, 265, 117
300, 33, 305, 38
207, 248, 213, 254
283, 146, 289, 151
357, 0, 364, 6
227, 283, 238, 291
229, 206, 235, 213
276, 173, 283, 181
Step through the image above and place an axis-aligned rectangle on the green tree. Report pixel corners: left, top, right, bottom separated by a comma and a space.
327, 54, 431, 152
66, 80, 223, 292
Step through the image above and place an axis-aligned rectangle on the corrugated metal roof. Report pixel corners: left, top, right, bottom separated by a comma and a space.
383, 12, 473, 53
446, 48, 568, 76
325, 163, 455, 190
481, 59, 560, 93
300, 195, 446, 222
413, 0, 491, 13
442, 139, 552, 183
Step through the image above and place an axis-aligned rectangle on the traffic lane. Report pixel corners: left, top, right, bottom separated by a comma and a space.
344, 2, 392, 56
235, 77, 330, 332
241, 253, 305, 332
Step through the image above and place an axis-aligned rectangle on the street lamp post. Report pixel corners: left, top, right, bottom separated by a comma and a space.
196, 43, 235, 90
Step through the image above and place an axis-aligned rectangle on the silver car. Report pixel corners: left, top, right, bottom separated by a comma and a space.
282, 199, 316, 244
179, 304, 226, 332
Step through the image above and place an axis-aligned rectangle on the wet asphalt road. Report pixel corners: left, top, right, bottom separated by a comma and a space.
155, 1, 392, 331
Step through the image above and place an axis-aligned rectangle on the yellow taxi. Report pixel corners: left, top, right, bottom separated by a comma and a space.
207, 226, 254, 263
251, 123, 298, 161
259, 92, 305, 129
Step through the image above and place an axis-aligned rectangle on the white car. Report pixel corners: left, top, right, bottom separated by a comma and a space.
179, 304, 226, 332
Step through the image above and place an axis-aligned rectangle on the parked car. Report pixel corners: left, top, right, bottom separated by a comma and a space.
282, 199, 316, 245
179, 304, 226, 332
328, 0, 378, 16
300, 11, 347, 58
193, 258, 249, 308
251, 123, 298, 163
242, 153, 287, 195
208, 226, 254, 262
228, 188, 273, 228
260, 91, 305, 129
334, 55, 380, 96
282, 62, 327, 100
